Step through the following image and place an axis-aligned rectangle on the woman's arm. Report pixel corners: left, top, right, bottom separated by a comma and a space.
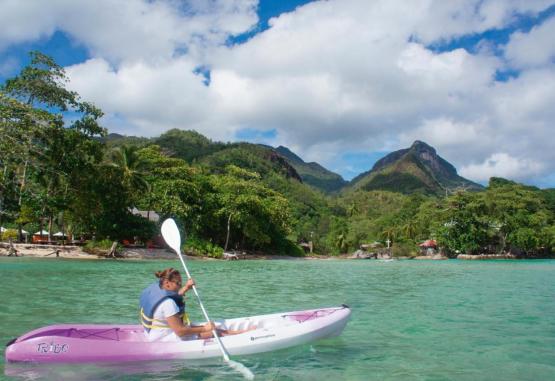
166, 314, 215, 337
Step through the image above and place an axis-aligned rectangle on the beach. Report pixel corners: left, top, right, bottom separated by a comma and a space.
0, 243, 326, 261
0, 242, 179, 260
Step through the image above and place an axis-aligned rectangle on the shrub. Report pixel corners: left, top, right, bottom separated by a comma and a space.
391, 241, 417, 258
83, 239, 121, 256
184, 236, 223, 259
1, 229, 18, 241
274, 238, 305, 257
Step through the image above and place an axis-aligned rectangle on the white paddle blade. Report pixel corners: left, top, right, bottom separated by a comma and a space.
161, 218, 181, 254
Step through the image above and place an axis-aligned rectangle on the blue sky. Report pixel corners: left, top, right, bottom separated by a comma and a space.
1, 0, 555, 186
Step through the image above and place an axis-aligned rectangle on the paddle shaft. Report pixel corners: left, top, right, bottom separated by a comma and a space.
175, 250, 231, 362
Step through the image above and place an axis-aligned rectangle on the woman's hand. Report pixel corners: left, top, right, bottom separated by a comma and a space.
178, 278, 195, 296
203, 321, 216, 333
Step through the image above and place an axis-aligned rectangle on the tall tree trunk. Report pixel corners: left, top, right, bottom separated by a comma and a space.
18, 160, 28, 206
224, 212, 233, 252
0, 194, 4, 235
48, 215, 53, 242
0, 165, 6, 232
39, 219, 43, 243
61, 212, 65, 246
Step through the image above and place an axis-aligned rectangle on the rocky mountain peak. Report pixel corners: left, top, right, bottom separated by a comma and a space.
410, 140, 436, 155
349, 141, 483, 195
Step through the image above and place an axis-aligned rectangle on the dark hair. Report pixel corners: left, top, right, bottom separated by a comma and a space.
155, 267, 181, 286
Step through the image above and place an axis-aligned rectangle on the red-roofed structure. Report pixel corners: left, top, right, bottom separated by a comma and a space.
419, 239, 437, 248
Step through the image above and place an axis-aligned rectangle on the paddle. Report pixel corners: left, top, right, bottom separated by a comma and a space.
160, 218, 254, 380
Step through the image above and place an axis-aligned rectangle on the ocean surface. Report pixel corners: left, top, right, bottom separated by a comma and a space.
1, 258, 554, 380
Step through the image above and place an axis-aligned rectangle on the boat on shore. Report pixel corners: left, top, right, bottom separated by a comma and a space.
5, 305, 351, 363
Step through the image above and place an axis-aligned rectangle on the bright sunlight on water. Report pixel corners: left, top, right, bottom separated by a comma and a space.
1, 258, 554, 380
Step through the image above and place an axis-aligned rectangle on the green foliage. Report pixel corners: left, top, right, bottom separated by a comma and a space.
1, 229, 17, 241
1, 51, 107, 242
85, 239, 116, 250
391, 241, 417, 258
363, 172, 435, 195
83, 239, 124, 257
184, 236, 223, 259
210, 165, 292, 251
154, 129, 225, 162
435, 192, 489, 254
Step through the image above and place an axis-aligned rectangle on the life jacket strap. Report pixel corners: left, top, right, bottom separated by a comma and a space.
140, 308, 170, 329
140, 308, 190, 329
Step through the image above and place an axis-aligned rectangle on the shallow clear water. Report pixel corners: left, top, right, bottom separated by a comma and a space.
1, 258, 554, 380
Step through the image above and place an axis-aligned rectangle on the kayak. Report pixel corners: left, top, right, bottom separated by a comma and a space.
5, 305, 351, 363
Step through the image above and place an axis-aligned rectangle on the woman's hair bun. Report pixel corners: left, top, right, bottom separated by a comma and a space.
155, 268, 179, 280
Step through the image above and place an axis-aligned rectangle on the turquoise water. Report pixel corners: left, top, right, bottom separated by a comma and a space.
1, 258, 554, 380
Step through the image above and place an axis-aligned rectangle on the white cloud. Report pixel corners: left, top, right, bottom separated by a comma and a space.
66, 57, 222, 137
460, 153, 545, 182
504, 16, 555, 69
0, 0, 258, 63
399, 118, 484, 147
2, 0, 555, 185
0, 0, 57, 48
411, 0, 555, 44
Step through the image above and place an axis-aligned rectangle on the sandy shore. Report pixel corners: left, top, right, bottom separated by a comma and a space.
0, 243, 182, 260
0, 243, 327, 260
1, 242, 398, 261
0, 242, 345, 261
0, 243, 95, 259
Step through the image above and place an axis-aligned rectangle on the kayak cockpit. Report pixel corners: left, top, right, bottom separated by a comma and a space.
13, 325, 146, 344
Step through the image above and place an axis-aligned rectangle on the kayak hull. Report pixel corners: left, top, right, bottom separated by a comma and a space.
5, 306, 350, 363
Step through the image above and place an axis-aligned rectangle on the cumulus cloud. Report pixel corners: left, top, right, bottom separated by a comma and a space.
411, 0, 555, 44
460, 153, 545, 182
66, 57, 223, 137
504, 16, 555, 69
2, 0, 555, 185
0, 0, 258, 62
399, 118, 484, 147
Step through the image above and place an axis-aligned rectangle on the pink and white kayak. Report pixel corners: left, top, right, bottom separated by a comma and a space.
5, 305, 350, 363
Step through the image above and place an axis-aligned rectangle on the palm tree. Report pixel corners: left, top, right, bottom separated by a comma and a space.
335, 232, 348, 253
347, 201, 359, 218
401, 220, 417, 240
108, 146, 150, 192
380, 226, 397, 244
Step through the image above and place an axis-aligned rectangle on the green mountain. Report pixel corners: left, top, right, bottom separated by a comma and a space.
199, 143, 303, 182
349, 141, 483, 195
274, 146, 347, 193
101, 133, 150, 147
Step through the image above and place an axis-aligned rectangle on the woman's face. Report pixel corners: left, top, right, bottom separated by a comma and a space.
164, 275, 182, 291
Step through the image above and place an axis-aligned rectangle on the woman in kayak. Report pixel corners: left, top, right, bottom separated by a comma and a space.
140, 267, 250, 341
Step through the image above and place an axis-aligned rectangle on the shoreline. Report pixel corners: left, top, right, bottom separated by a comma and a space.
0, 243, 329, 261
1, 243, 552, 261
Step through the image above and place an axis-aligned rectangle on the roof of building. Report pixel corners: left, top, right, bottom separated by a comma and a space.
130, 207, 160, 222
419, 239, 437, 247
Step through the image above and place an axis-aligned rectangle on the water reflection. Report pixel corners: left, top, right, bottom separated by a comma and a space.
5, 359, 225, 381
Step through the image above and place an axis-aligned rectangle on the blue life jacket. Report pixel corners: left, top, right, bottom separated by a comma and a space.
139, 282, 185, 332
